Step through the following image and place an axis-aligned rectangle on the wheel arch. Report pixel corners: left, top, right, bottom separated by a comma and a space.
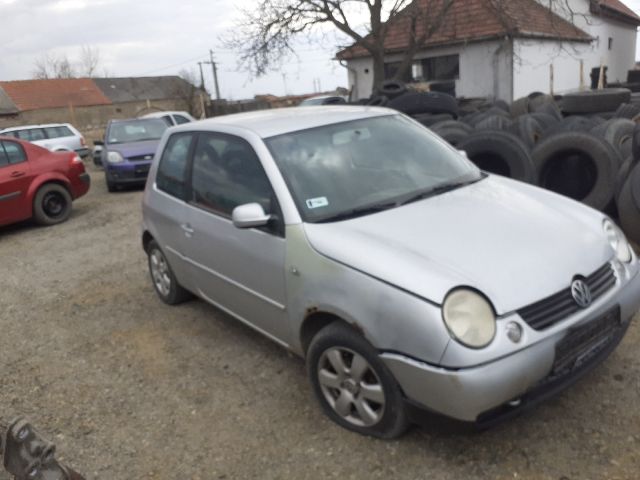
299, 310, 362, 357
27, 176, 72, 213
142, 230, 155, 253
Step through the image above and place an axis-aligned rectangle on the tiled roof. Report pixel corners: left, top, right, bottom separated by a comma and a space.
0, 86, 19, 115
93, 77, 194, 103
0, 78, 112, 112
337, 0, 592, 60
595, 0, 640, 24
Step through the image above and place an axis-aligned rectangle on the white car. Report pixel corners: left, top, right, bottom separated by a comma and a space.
0, 123, 89, 158
139, 111, 196, 126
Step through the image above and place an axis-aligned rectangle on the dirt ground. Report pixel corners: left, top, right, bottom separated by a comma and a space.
1, 163, 640, 479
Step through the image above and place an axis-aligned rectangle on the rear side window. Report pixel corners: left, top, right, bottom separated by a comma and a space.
156, 133, 194, 200
15, 128, 46, 141
174, 115, 191, 125
44, 126, 74, 138
161, 115, 173, 126
0, 141, 26, 165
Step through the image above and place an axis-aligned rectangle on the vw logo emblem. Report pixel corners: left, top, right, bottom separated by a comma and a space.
571, 279, 592, 308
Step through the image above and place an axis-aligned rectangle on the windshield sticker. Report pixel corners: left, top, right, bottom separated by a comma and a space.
306, 197, 329, 209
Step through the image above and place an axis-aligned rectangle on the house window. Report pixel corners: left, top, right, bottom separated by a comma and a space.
608, 37, 613, 50
384, 54, 459, 82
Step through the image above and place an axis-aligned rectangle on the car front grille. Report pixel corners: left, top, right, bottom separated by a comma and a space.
517, 262, 616, 330
127, 154, 154, 162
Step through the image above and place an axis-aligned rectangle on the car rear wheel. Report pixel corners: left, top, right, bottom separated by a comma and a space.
307, 322, 409, 438
33, 183, 73, 226
147, 240, 191, 305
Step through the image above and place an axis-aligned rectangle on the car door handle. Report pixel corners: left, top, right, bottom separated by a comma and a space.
181, 223, 194, 236
10, 171, 25, 178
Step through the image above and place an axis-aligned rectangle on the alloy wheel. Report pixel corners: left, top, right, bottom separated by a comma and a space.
150, 249, 171, 297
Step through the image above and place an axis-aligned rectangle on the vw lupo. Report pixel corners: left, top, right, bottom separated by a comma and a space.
141, 107, 640, 437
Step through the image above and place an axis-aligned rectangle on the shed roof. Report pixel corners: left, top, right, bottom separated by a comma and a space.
0, 78, 112, 112
337, 0, 592, 60
93, 76, 194, 103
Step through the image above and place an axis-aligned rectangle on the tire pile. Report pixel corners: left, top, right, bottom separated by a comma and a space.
363, 80, 640, 245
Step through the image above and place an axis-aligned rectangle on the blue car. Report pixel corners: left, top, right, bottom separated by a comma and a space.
101, 118, 168, 192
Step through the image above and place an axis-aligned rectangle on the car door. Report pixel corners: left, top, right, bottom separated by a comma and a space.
184, 131, 289, 343
146, 132, 196, 289
0, 141, 33, 225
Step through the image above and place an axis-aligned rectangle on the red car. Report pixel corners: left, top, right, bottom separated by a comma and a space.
0, 137, 90, 227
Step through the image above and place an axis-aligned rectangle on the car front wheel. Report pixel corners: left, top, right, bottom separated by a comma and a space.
307, 322, 409, 438
147, 240, 191, 305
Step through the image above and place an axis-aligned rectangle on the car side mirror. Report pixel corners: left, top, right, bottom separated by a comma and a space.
94, 140, 104, 146
232, 203, 272, 229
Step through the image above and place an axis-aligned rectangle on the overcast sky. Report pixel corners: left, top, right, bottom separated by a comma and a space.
1, 0, 640, 100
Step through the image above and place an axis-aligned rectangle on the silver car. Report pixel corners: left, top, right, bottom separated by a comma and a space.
0, 123, 89, 158
141, 107, 640, 438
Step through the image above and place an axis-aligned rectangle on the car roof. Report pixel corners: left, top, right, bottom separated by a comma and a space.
181, 106, 396, 138
141, 111, 192, 118
0, 123, 72, 133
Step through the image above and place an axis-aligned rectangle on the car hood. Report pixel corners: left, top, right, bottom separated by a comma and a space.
107, 140, 159, 159
302, 176, 613, 315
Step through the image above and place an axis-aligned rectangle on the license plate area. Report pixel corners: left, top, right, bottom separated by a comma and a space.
552, 306, 621, 377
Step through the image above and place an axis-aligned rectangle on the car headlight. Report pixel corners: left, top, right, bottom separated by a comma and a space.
443, 289, 496, 349
107, 151, 124, 164
604, 219, 632, 263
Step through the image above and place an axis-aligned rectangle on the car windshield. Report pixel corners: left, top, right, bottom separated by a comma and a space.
106, 119, 168, 144
265, 114, 483, 223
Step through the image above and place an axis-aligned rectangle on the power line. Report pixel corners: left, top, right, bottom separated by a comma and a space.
137, 53, 210, 75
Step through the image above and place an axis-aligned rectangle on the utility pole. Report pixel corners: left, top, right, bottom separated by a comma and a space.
209, 49, 221, 100
197, 62, 206, 90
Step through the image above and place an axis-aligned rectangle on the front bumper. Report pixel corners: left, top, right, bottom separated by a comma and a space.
105, 162, 152, 185
382, 262, 640, 423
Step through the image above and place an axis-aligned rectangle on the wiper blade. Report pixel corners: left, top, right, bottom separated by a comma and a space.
399, 178, 482, 206
317, 201, 398, 223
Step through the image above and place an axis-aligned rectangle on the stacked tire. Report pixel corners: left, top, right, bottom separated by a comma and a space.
359, 81, 638, 244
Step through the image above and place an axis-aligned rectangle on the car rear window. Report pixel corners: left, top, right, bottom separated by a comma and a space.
44, 126, 74, 138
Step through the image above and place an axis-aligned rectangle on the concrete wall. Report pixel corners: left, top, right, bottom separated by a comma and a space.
346, 40, 513, 101
0, 98, 192, 143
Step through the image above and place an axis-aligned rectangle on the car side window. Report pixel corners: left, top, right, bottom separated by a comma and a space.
44, 126, 73, 138
161, 115, 173, 126
190, 133, 282, 234
0, 141, 26, 165
174, 115, 191, 125
156, 133, 194, 201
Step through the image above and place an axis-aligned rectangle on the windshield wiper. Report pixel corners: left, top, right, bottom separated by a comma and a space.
399, 176, 485, 206
317, 201, 399, 223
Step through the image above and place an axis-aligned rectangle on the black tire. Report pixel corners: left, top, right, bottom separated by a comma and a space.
532, 132, 620, 210
530, 112, 560, 131
106, 176, 117, 193
388, 91, 458, 117
475, 114, 513, 131
615, 103, 640, 120
492, 99, 510, 112
377, 80, 407, 99
307, 322, 409, 439
458, 131, 535, 183
542, 116, 600, 139
510, 96, 530, 117
508, 115, 544, 149
33, 183, 73, 226
590, 118, 634, 163
366, 95, 389, 107
430, 120, 473, 147
411, 113, 454, 127
561, 88, 632, 114
618, 163, 640, 244
531, 100, 563, 121
616, 157, 633, 204
147, 240, 192, 305
632, 123, 640, 162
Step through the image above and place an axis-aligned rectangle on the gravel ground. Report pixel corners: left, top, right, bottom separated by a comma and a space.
1, 163, 640, 479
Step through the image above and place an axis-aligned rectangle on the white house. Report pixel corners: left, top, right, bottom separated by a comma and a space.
336, 0, 640, 101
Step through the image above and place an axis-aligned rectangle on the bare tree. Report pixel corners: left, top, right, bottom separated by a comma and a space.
32, 46, 104, 79
224, 0, 454, 90
79, 46, 101, 77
